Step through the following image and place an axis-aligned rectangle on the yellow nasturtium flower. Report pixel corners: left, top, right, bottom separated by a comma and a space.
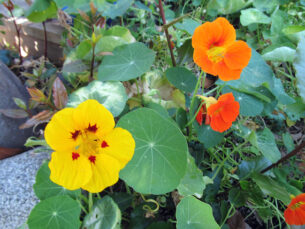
44, 99, 135, 193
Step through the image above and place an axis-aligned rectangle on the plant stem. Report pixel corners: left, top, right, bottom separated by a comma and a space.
261, 141, 305, 173
42, 21, 48, 61
8, 7, 22, 64
88, 192, 93, 213
220, 204, 235, 228
157, 0, 176, 67
89, 43, 96, 82
188, 71, 205, 137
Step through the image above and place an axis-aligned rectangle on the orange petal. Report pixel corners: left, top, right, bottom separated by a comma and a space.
210, 114, 232, 133
196, 106, 204, 126
218, 93, 235, 103
192, 21, 223, 49
207, 101, 223, 116
294, 193, 305, 203
213, 17, 236, 47
224, 41, 252, 70
221, 101, 240, 123
214, 61, 242, 81
193, 47, 218, 76
284, 208, 293, 225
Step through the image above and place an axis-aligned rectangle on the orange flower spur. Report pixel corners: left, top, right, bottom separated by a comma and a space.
192, 17, 251, 81
284, 193, 305, 225
197, 93, 239, 132
44, 99, 135, 193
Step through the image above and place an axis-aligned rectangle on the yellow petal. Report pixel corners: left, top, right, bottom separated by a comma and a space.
49, 151, 92, 190
81, 154, 120, 193
101, 127, 135, 169
73, 99, 115, 136
44, 108, 79, 152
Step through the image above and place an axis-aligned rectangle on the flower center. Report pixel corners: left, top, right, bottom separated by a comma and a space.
207, 46, 226, 63
71, 124, 109, 162
291, 202, 305, 210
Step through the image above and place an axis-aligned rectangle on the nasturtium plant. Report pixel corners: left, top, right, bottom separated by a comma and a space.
16, 0, 305, 228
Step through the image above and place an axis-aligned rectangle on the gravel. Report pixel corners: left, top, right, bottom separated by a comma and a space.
0, 149, 50, 229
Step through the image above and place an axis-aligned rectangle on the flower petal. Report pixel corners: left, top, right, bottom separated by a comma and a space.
101, 127, 135, 169
192, 21, 222, 49
284, 208, 293, 225
214, 17, 236, 47
73, 99, 115, 136
210, 114, 232, 133
49, 151, 92, 190
193, 47, 218, 76
44, 108, 78, 152
214, 61, 242, 81
81, 154, 121, 193
224, 41, 252, 70
221, 102, 239, 123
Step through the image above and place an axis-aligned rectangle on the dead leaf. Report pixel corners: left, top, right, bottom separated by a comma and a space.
78, 10, 91, 23
0, 109, 28, 119
52, 77, 68, 109
19, 110, 54, 129
227, 211, 248, 229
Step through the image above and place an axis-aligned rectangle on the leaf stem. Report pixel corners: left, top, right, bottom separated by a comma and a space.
88, 192, 93, 213
157, 0, 176, 66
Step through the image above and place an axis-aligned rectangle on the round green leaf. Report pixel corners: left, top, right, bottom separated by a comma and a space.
165, 67, 197, 93
27, 196, 81, 229
176, 196, 220, 229
82, 196, 121, 229
262, 46, 296, 63
93, 0, 133, 18
294, 37, 305, 102
195, 124, 224, 149
118, 108, 188, 195
240, 8, 271, 26
34, 162, 81, 200
67, 81, 127, 117
98, 42, 155, 82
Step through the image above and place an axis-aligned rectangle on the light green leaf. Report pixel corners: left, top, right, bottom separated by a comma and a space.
103, 26, 136, 43
96, 36, 127, 53
26, 0, 57, 22
34, 162, 81, 200
76, 40, 92, 59
251, 173, 291, 205
175, 19, 201, 35
249, 128, 281, 163
294, 37, 305, 102
165, 67, 197, 93
178, 154, 213, 198
176, 196, 220, 229
118, 108, 188, 195
27, 196, 81, 229
98, 42, 155, 81
253, 0, 278, 13
67, 81, 128, 117
282, 132, 295, 153
240, 8, 271, 26
207, 0, 247, 15
262, 46, 296, 62
82, 196, 121, 229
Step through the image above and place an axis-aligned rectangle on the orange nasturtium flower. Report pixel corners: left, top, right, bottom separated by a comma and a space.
192, 17, 251, 81
284, 194, 305, 225
44, 99, 135, 193
196, 93, 239, 133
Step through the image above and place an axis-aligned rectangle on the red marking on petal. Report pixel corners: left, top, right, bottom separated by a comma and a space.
72, 152, 80, 160
71, 130, 80, 140
101, 141, 109, 148
88, 155, 96, 164
87, 123, 98, 133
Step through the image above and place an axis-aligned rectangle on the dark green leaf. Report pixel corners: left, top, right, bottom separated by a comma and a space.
165, 67, 197, 93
